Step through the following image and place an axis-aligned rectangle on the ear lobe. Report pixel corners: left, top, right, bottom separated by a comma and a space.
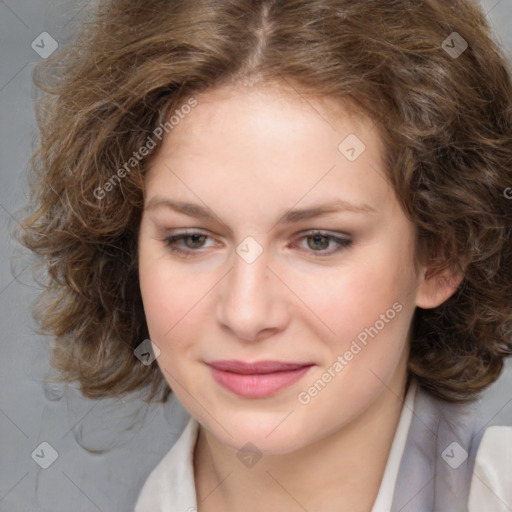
415, 267, 464, 309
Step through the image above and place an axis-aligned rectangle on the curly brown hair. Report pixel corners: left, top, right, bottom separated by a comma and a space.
16, 0, 512, 404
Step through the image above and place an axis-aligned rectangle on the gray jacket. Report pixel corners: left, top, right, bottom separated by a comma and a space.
392, 358, 512, 511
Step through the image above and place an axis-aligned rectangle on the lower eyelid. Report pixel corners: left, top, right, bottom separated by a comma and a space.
294, 235, 352, 253
163, 232, 352, 255
164, 233, 214, 249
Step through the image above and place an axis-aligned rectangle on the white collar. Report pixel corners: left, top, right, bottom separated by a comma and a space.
371, 377, 417, 511
135, 379, 418, 512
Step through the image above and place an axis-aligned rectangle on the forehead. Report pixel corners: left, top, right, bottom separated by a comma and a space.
166, 82, 375, 149
145, 83, 393, 217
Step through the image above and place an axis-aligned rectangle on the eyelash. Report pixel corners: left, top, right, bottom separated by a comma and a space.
163, 230, 352, 257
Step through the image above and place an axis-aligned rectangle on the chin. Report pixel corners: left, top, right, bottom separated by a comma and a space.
200, 410, 312, 455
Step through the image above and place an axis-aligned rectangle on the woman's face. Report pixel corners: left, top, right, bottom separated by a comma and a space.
138, 83, 425, 454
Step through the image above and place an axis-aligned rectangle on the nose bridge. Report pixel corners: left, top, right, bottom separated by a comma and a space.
215, 245, 289, 340
230, 255, 263, 303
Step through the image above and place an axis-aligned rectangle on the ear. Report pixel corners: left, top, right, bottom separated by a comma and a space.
415, 265, 463, 309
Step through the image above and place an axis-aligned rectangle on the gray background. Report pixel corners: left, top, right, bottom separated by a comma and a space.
1, 1, 511, 511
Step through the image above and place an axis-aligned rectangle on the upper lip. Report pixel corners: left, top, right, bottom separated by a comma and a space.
207, 360, 313, 374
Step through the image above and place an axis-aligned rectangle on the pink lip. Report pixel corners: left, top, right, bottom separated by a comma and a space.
207, 360, 314, 398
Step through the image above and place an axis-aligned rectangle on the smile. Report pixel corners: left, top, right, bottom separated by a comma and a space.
206, 360, 314, 398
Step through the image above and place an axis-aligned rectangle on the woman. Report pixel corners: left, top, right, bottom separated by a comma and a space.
18, 1, 512, 510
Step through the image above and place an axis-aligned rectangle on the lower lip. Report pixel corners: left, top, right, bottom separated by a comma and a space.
209, 366, 312, 398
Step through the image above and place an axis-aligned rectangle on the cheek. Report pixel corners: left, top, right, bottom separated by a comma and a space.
139, 258, 170, 333
294, 239, 417, 369
139, 246, 186, 323
138, 252, 214, 365
306, 258, 412, 335
138, 249, 181, 346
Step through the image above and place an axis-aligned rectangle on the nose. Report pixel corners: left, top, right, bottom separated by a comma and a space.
215, 247, 291, 342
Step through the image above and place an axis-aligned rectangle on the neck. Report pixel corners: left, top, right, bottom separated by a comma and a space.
194, 369, 410, 512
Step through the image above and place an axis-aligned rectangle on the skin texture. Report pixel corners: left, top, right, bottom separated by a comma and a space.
138, 83, 461, 512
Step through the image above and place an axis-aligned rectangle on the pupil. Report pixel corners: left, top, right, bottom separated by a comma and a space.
187, 234, 204, 247
309, 235, 328, 250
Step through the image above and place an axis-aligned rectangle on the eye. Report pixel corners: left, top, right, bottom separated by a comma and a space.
163, 229, 352, 258
293, 231, 352, 256
163, 230, 217, 256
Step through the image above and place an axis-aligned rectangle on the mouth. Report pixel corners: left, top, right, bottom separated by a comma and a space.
206, 360, 314, 398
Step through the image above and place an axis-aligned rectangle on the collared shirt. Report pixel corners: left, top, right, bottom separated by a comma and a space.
134, 378, 511, 512
135, 381, 418, 512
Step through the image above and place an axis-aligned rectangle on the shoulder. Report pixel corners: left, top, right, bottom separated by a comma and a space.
467, 359, 512, 511
391, 358, 512, 512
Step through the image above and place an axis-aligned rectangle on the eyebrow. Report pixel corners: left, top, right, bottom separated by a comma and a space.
145, 197, 376, 224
